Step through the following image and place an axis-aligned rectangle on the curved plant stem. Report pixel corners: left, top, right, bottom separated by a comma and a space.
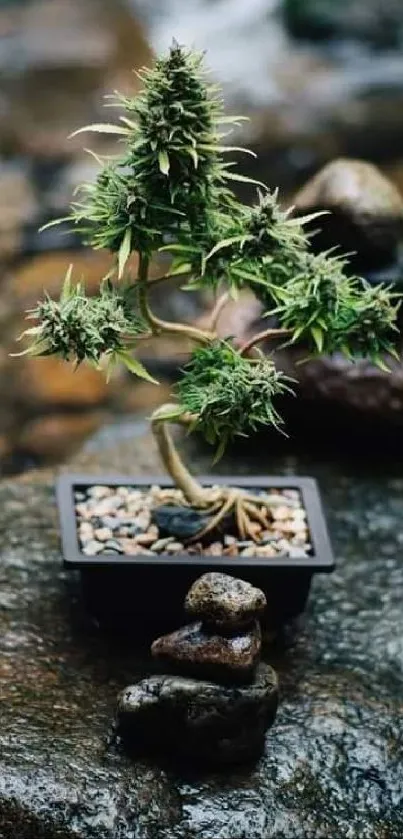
209, 291, 230, 330
137, 253, 215, 345
151, 403, 208, 507
239, 327, 292, 356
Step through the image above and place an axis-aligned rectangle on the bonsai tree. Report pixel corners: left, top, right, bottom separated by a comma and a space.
18, 43, 400, 542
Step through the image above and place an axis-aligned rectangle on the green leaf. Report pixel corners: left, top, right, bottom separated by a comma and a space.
152, 404, 185, 422
186, 146, 198, 168
169, 262, 192, 276
10, 339, 50, 358
158, 150, 170, 175
118, 228, 132, 279
38, 216, 71, 233
213, 436, 227, 464
311, 326, 324, 353
69, 123, 130, 138
60, 264, 74, 302
287, 211, 330, 226
216, 115, 249, 124
222, 171, 267, 190
206, 235, 253, 261
116, 351, 159, 385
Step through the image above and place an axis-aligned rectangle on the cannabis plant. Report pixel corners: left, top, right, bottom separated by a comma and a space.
19, 43, 400, 541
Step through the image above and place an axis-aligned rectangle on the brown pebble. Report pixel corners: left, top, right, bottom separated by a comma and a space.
119, 539, 141, 555
94, 527, 113, 542
206, 541, 223, 556
135, 532, 156, 547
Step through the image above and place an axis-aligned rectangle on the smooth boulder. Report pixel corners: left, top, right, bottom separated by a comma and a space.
293, 158, 403, 275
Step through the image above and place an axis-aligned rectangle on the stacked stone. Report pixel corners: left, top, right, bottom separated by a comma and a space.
117, 573, 279, 765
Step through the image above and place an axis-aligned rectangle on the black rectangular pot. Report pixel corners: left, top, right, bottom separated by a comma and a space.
57, 474, 334, 634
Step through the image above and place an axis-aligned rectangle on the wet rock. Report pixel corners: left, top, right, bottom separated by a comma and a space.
2, 440, 403, 834
117, 663, 278, 765
293, 158, 403, 273
151, 620, 261, 684
152, 504, 210, 541
185, 572, 267, 631
283, 0, 403, 48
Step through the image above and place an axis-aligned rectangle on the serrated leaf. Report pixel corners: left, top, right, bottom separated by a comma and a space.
118, 228, 131, 279
158, 150, 170, 175
117, 351, 159, 385
69, 123, 130, 138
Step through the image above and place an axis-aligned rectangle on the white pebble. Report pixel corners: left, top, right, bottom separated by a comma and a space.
94, 527, 113, 542
82, 540, 103, 555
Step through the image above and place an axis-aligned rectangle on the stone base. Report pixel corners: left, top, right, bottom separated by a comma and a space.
117, 663, 279, 765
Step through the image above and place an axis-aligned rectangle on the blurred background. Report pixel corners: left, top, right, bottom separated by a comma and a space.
1, 0, 403, 474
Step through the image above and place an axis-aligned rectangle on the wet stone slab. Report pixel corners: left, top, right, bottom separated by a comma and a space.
1, 434, 403, 838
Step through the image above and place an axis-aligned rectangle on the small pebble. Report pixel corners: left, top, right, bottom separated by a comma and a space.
103, 540, 124, 554
166, 541, 184, 553
119, 539, 141, 556
206, 541, 223, 556
135, 532, 157, 547
272, 506, 291, 521
75, 484, 311, 561
82, 540, 103, 555
151, 537, 175, 552
94, 527, 113, 542
88, 485, 111, 500
288, 547, 308, 558
134, 512, 151, 531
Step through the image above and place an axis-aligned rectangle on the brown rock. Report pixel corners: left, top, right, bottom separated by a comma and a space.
12, 250, 114, 305
151, 620, 261, 684
293, 158, 403, 272
16, 412, 103, 462
16, 356, 109, 410
185, 572, 267, 631
1, 0, 152, 160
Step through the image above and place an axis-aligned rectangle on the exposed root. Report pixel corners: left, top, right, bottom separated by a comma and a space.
188, 487, 276, 544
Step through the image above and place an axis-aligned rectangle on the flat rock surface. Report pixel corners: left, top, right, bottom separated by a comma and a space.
1, 430, 403, 837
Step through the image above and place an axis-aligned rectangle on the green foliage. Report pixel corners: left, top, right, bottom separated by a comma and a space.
174, 191, 317, 298
268, 251, 400, 364
20, 270, 148, 366
22, 41, 401, 463
177, 342, 293, 457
